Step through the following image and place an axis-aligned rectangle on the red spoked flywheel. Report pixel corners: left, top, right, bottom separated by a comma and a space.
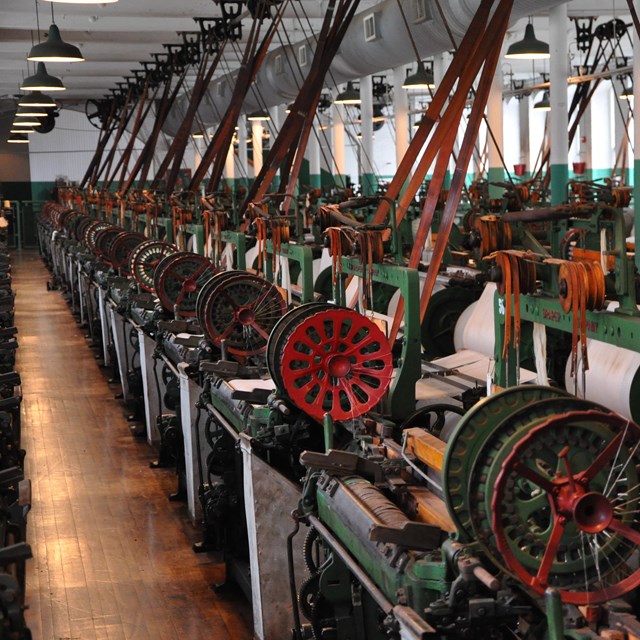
491, 409, 640, 605
280, 308, 393, 422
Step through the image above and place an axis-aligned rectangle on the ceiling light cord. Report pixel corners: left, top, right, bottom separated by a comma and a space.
395, 0, 422, 70
35, 0, 41, 42
50, 1, 55, 25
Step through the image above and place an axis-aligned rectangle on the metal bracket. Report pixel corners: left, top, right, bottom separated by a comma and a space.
369, 521, 444, 551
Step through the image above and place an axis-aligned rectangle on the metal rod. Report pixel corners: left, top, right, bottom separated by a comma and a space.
307, 515, 394, 615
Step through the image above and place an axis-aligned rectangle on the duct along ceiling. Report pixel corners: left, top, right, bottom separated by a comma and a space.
0, 0, 634, 124
162, 0, 622, 135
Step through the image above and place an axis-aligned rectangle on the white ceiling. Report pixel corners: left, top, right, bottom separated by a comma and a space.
0, 0, 635, 119
0, 0, 343, 104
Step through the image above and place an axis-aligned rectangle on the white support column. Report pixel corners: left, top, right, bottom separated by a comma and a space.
549, 4, 569, 204
360, 75, 375, 195
332, 90, 346, 187
577, 101, 591, 178
487, 59, 504, 197
251, 121, 264, 177
613, 87, 630, 183
237, 114, 249, 185
591, 85, 613, 182
308, 121, 322, 189
393, 65, 409, 172
224, 137, 235, 187
518, 95, 530, 173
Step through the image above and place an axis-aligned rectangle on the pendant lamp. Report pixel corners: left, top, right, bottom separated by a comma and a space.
533, 91, 551, 111
402, 61, 435, 90
28, 24, 84, 62
20, 62, 66, 91
18, 91, 57, 108
334, 82, 361, 105
247, 109, 270, 122
7, 133, 29, 144
505, 23, 550, 60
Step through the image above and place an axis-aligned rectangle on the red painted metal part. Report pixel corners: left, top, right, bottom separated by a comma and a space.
129, 240, 178, 293
155, 253, 217, 316
491, 410, 640, 605
199, 271, 287, 357
280, 308, 393, 422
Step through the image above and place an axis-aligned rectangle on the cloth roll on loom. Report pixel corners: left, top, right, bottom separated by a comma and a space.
565, 339, 640, 422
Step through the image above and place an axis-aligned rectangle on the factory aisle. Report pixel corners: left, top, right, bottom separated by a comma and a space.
13, 250, 253, 640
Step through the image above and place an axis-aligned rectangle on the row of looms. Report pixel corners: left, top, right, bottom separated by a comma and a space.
5, 0, 640, 638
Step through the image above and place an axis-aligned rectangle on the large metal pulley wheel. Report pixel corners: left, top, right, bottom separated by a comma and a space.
196, 270, 287, 357
270, 306, 393, 422
93, 226, 124, 263
153, 252, 217, 316
109, 232, 146, 273
73, 215, 98, 242
128, 240, 177, 293
83, 220, 113, 253
492, 409, 640, 605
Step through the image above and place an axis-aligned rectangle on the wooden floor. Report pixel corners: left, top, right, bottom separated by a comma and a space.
12, 250, 253, 640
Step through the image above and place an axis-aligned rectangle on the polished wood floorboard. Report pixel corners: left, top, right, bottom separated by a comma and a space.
12, 250, 253, 640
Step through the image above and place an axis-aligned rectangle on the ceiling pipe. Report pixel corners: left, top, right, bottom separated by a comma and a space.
163, 0, 570, 135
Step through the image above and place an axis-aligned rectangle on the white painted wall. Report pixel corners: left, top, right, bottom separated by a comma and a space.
28, 108, 100, 183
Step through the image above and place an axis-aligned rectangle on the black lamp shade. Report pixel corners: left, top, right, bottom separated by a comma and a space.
28, 24, 84, 62
534, 91, 551, 111
18, 91, 57, 107
335, 81, 361, 105
247, 109, 270, 121
506, 23, 550, 60
402, 62, 435, 90
20, 62, 66, 91
7, 133, 29, 144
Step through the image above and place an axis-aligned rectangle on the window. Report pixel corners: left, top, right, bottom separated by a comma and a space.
412, 0, 432, 24
298, 45, 308, 67
274, 53, 284, 75
363, 13, 377, 42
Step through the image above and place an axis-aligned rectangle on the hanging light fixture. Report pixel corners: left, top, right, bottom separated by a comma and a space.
18, 91, 56, 107
247, 109, 270, 121
620, 83, 634, 100
16, 105, 47, 118
28, 25, 84, 62
191, 132, 204, 139
334, 81, 361, 105
284, 103, 295, 113
10, 127, 35, 134
506, 22, 550, 59
533, 90, 551, 111
7, 133, 29, 144
20, 62, 65, 91
28, 1, 84, 62
13, 115, 42, 127
402, 60, 435, 90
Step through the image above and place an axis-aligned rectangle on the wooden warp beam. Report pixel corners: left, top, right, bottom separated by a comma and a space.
204, 4, 289, 194
388, 0, 514, 345
627, 0, 640, 40
80, 99, 118, 190
187, 1, 290, 194
369, 0, 498, 227
96, 87, 137, 191
276, 0, 361, 213
240, 0, 361, 216
161, 41, 228, 195
124, 64, 189, 195
114, 79, 159, 193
